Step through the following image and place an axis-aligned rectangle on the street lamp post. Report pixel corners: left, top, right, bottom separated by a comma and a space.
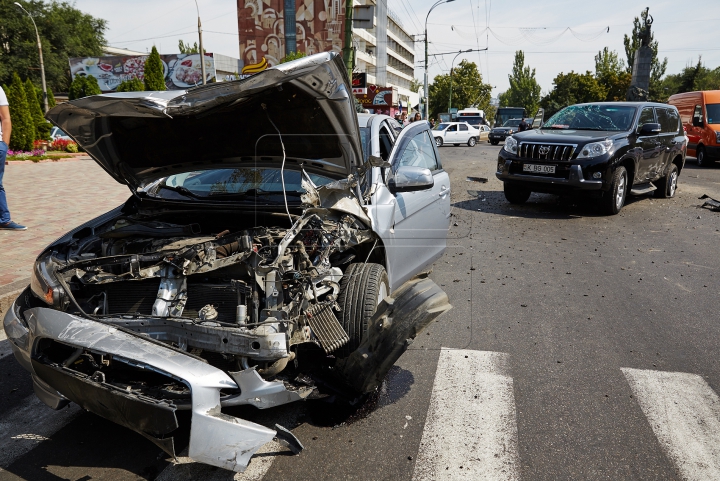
449, 49, 472, 112
14, 2, 48, 112
194, 0, 207, 85
424, 0, 455, 120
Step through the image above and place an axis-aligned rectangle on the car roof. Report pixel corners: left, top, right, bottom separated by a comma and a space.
356, 113, 392, 128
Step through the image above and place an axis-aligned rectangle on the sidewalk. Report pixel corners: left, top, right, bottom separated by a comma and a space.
0, 157, 130, 294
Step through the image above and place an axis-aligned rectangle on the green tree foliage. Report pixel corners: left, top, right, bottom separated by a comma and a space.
116, 78, 145, 92
144, 46, 166, 91
24, 79, 51, 140
409, 78, 422, 93
660, 57, 720, 101
540, 71, 607, 118
428, 60, 492, 119
178, 39, 203, 54
38, 87, 56, 109
68, 74, 101, 100
498, 51, 541, 116
6, 73, 35, 150
279, 51, 306, 64
623, 7, 668, 100
0, 1, 107, 93
594, 47, 632, 101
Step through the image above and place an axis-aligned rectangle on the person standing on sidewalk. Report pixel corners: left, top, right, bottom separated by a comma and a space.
0, 86, 27, 231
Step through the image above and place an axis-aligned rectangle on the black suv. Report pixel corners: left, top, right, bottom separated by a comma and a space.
495, 102, 687, 215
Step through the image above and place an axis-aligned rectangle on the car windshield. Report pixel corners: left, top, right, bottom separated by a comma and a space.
433, 123, 450, 131
542, 104, 636, 131
502, 119, 522, 127
706, 104, 720, 124
151, 168, 334, 199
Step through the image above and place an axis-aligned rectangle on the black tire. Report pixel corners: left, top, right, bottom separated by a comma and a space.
468, 137, 477, 147
602, 166, 628, 215
336, 263, 389, 355
654, 163, 679, 198
697, 146, 709, 167
491, 140, 499, 145
435, 137, 443, 147
503, 183, 531, 204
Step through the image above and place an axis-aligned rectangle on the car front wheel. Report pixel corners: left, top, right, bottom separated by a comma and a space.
603, 166, 627, 215
468, 137, 477, 147
503, 183, 531, 204
435, 137, 443, 147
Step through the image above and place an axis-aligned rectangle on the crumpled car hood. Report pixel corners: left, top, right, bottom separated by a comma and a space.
46, 52, 363, 190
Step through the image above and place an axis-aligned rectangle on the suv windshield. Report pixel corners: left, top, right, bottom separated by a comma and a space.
149, 168, 333, 199
502, 119, 522, 127
706, 104, 720, 124
542, 104, 636, 131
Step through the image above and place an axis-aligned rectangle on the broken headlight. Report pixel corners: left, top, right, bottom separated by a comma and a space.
30, 255, 65, 306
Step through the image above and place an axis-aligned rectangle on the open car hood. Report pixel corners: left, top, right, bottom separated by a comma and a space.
46, 53, 363, 190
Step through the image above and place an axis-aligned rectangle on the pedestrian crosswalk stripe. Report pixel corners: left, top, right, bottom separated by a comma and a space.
622, 367, 720, 481
413, 348, 520, 480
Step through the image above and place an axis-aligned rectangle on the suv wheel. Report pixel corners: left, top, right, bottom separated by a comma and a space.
336, 263, 389, 356
435, 137, 443, 147
467, 137, 477, 147
603, 166, 627, 215
490, 140, 499, 145
697, 146, 709, 167
655, 164, 678, 198
503, 183, 531, 204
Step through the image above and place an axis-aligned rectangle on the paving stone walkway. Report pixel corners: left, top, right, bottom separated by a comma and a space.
0, 158, 129, 290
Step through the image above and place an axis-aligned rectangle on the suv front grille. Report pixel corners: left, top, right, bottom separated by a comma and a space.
519, 143, 577, 161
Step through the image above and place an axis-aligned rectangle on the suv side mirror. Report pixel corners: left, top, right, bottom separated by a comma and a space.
692, 117, 704, 128
638, 122, 662, 136
388, 166, 434, 194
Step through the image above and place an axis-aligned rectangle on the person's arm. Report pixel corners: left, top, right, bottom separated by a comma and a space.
0, 105, 11, 144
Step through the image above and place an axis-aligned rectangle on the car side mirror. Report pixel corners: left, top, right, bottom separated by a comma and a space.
638, 122, 662, 136
388, 166, 434, 194
368, 155, 392, 169
692, 117, 704, 128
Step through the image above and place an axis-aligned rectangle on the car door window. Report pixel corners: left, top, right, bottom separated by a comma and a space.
459, 124, 468, 131
637, 107, 656, 132
446, 125, 458, 132
379, 124, 394, 161
396, 130, 439, 171
656, 108, 679, 134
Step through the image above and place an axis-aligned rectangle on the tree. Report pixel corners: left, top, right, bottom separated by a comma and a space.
68, 75, 101, 100
428, 60, 491, 119
280, 51, 306, 64
660, 58, 720, 100
594, 47, 632, 101
540, 71, 607, 118
0, 1, 107, 93
623, 7, 668, 100
116, 78, 145, 92
499, 51, 541, 116
36, 85, 56, 110
144, 46, 166, 91
409, 78, 422, 93
178, 39, 203, 54
6, 73, 35, 150
24, 79, 51, 140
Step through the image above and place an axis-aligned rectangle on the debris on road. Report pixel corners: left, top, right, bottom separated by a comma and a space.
466, 176, 488, 183
699, 194, 720, 211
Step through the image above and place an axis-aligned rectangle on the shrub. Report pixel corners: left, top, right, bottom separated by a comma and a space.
144, 46, 166, 91
66, 142, 78, 153
6, 74, 35, 151
25, 79, 52, 140
116, 78, 144, 92
49, 138, 71, 151
69, 75, 102, 100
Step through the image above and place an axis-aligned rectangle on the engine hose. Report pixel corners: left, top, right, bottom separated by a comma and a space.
257, 352, 295, 378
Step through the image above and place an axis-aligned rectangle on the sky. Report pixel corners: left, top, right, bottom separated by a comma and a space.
73, 0, 720, 98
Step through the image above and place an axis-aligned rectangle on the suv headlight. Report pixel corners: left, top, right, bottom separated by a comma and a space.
503, 136, 518, 154
576, 139, 614, 159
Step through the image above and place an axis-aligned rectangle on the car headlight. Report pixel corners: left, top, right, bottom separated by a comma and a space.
30, 256, 65, 306
507, 130, 514, 134
503, 136, 518, 154
576, 139, 614, 159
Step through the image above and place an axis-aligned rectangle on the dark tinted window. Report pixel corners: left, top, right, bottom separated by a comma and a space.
379, 124, 394, 161
637, 107, 656, 131
459, 124, 468, 131
656, 108, 679, 133
397, 131, 439, 171
706, 104, 720, 124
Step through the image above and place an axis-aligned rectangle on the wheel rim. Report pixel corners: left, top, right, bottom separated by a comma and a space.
436, 138, 442, 147
377, 282, 388, 306
698, 150, 704, 164
669, 171, 678, 196
616, 173, 626, 209
469, 138, 475, 146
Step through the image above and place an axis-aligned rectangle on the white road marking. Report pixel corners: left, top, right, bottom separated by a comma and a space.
622, 368, 720, 480
413, 348, 520, 480
0, 395, 81, 469
155, 441, 284, 481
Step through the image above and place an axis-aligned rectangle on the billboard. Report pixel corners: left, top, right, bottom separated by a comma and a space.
237, 0, 345, 70
356, 86, 398, 116
69, 53, 216, 93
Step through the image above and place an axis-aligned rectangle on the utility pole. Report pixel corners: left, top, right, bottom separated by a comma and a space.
424, 0, 455, 120
194, 0, 207, 85
342, 0, 354, 80
284, 0, 296, 56
14, 2, 48, 112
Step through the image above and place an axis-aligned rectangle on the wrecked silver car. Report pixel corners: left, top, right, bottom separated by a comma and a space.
2, 53, 451, 472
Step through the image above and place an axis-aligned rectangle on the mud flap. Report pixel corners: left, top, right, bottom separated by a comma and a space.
333, 276, 452, 394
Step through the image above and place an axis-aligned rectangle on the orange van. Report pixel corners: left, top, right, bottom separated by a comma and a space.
668, 90, 720, 167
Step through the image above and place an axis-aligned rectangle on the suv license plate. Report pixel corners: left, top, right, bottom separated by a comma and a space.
523, 164, 555, 174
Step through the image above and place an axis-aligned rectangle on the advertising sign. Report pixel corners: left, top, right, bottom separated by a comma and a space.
237, 0, 345, 70
352, 72, 367, 95
69, 53, 216, 93
355, 85, 397, 116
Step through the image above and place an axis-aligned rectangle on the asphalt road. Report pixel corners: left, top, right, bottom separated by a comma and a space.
2, 142, 720, 480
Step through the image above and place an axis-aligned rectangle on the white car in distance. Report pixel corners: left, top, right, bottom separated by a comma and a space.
432, 121, 480, 147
